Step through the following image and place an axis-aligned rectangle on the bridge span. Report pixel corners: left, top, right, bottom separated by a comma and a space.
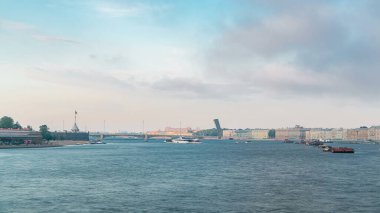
89, 133, 184, 140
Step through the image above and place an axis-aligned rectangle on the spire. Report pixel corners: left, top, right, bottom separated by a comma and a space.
71, 123, 79, 132
72, 110, 80, 132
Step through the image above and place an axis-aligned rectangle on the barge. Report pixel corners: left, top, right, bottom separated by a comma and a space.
330, 147, 355, 153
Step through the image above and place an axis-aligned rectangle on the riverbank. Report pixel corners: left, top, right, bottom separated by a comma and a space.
0, 144, 63, 149
49, 140, 89, 146
0, 140, 89, 149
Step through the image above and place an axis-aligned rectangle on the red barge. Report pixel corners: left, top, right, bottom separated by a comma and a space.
330, 147, 355, 153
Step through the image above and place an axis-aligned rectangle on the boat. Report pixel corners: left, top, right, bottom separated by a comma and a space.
188, 138, 201, 144
90, 140, 106, 144
283, 139, 294, 143
164, 139, 173, 143
319, 144, 329, 149
322, 146, 332, 152
95, 141, 106, 144
330, 147, 354, 153
306, 140, 324, 146
167, 137, 201, 144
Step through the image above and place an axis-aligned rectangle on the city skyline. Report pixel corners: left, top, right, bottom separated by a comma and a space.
1, 0, 380, 132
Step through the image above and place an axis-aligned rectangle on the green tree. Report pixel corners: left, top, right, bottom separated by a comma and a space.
268, 129, 276, 139
39, 125, 53, 141
0, 116, 15, 128
193, 128, 219, 137
26, 125, 33, 130
13, 122, 22, 129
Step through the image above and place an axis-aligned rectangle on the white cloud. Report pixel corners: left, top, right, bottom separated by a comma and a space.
94, 2, 171, 18
0, 18, 81, 45
201, 0, 380, 101
29, 66, 133, 92
96, 5, 142, 17
0, 19, 35, 31
32, 35, 81, 44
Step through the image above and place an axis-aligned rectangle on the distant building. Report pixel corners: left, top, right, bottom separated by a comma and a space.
51, 110, 89, 141
164, 127, 192, 134
251, 129, 270, 139
146, 127, 193, 137
368, 126, 380, 141
223, 129, 264, 140
51, 131, 89, 141
331, 128, 345, 140
223, 129, 236, 138
276, 125, 306, 140
235, 129, 252, 139
305, 128, 333, 140
0, 129, 42, 144
346, 127, 369, 140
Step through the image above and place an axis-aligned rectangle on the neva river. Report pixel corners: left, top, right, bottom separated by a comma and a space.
1, 140, 379, 212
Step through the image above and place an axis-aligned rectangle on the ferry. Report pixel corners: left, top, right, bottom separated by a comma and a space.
165, 137, 201, 144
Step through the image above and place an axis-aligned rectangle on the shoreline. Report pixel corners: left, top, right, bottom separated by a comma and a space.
0, 140, 89, 149
49, 140, 89, 146
0, 144, 63, 149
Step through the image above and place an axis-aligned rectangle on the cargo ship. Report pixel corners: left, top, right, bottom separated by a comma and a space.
330, 147, 355, 153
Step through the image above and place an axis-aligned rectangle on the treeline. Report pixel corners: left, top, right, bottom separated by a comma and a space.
0, 116, 53, 140
0, 116, 31, 130
193, 128, 221, 137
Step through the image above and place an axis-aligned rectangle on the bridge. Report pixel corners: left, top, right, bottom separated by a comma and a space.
89, 118, 222, 141
89, 132, 185, 140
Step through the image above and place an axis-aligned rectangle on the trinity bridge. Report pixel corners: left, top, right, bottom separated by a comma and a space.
89, 119, 223, 140
89, 132, 181, 140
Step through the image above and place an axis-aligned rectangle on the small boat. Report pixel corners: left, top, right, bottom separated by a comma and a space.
90, 140, 106, 144
322, 146, 332, 152
95, 141, 106, 144
319, 144, 329, 149
283, 139, 294, 143
306, 140, 324, 146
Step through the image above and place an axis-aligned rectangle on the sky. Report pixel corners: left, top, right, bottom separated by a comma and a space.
1, 0, 380, 132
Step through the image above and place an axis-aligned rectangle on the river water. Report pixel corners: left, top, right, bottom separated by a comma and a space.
0, 140, 379, 212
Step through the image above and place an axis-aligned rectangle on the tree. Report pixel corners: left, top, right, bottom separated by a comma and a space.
39, 125, 53, 141
268, 129, 276, 139
0, 116, 15, 129
13, 122, 22, 129
26, 125, 33, 130
193, 128, 219, 137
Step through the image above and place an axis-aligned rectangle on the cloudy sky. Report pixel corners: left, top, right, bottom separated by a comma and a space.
1, 0, 380, 132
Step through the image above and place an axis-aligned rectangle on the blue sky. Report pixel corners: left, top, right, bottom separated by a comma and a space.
1, 0, 380, 131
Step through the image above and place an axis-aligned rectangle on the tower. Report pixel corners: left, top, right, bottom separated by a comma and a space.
71, 110, 80, 132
